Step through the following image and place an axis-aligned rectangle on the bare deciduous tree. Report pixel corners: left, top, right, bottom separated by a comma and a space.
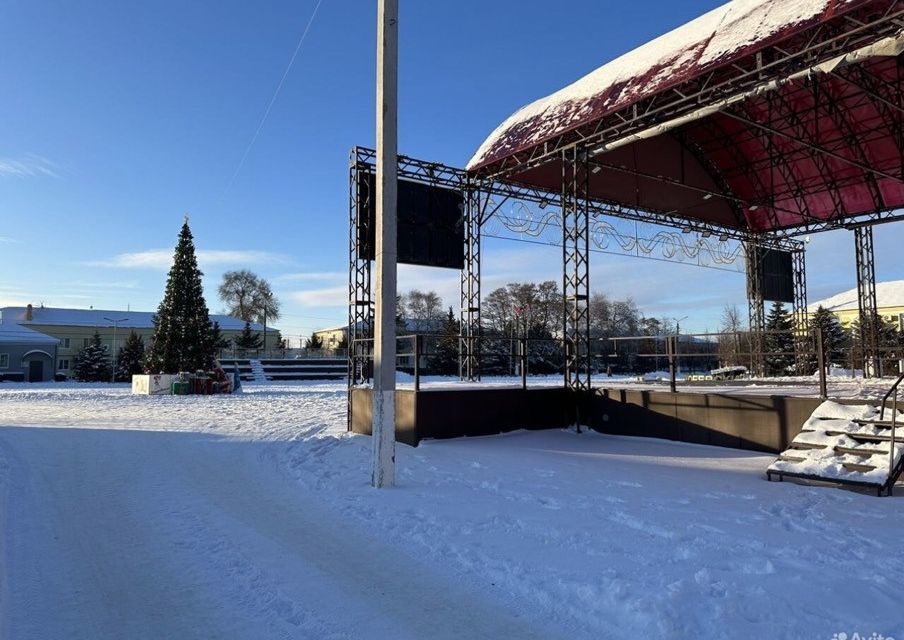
401, 290, 444, 331
718, 303, 745, 367
218, 270, 281, 324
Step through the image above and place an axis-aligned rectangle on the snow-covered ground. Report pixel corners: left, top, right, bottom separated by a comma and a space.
0, 380, 901, 638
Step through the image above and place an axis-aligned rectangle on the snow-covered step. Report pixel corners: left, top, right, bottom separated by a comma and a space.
216, 359, 255, 381
767, 400, 904, 496
249, 359, 267, 383
788, 441, 887, 457
259, 358, 346, 381
776, 453, 876, 474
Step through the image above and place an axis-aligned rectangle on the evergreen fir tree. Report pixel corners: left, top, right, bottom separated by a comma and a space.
74, 331, 113, 382
145, 219, 216, 373
480, 333, 513, 375
851, 312, 902, 375
305, 333, 324, 349
336, 332, 349, 350
209, 321, 231, 354
234, 321, 263, 350
811, 305, 849, 368
115, 331, 145, 381
432, 307, 461, 375
764, 301, 795, 376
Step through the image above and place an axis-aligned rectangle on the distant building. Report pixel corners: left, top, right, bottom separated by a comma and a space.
0, 305, 279, 378
312, 318, 445, 369
0, 321, 60, 382
807, 280, 904, 328
313, 324, 350, 350
313, 318, 445, 349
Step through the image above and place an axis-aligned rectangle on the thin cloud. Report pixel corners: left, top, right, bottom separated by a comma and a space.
289, 287, 347, 307
87, 249, 291, 270
0, 154, 58, 179
0, 297, 30, 308
67, 280, 139, 290
275, 271, 345, 283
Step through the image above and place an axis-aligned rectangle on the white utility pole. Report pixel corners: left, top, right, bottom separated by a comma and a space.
372, 0, 398, 488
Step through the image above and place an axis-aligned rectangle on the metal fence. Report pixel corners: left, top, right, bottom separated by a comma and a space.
611, 327, 904, 398
351, 326, 904, 397
350, 335, 568, 390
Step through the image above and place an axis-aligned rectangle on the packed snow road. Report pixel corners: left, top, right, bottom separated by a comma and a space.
0, 418, 554, 639
0, 381, 902, 639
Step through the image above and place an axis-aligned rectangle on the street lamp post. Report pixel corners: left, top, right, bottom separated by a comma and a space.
103, 316, 129, 383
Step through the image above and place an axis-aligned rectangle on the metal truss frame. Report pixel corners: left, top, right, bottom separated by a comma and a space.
745, 244, 766, 378
460, 185, 481, 381
353, 146, 802, 250
477, 2, 904, 186
487, 209, 748, 271
668, 65, 904, 237
478, 175, 803, 252
349, 147, 481, 385
792, 250, 809, 373
350, 146, 807, 390
561, 149, 592, 391
854, 225, 881, 377
348, 150, 374, 392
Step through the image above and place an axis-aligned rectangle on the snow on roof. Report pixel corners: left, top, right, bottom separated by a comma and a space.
314, 323, 350, 334
808, 280, 904, 313
467, 0, 846, 171
0, 321, 59, 345
0, 307, 266, 332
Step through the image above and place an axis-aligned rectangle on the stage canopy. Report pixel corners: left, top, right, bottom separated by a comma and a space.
467, 0, 904, 234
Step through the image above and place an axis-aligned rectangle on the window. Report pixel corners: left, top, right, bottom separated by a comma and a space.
58, 359, 70, 371
0, 354, 8, 369
83, 337, 92, 348
62, 338, 71, 349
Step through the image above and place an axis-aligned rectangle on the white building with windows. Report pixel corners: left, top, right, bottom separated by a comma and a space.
0, 305, 276, 378
0, 320, 60, 382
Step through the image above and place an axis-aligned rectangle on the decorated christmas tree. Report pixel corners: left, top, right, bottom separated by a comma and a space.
115, 331, 145, 381
145, 218, 216, 373
74, 331, 113, 382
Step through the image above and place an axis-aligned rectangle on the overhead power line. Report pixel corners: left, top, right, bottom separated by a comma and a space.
225, 0, 325, 191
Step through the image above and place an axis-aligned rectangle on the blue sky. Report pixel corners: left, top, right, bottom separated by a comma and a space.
2, 0, 904, 344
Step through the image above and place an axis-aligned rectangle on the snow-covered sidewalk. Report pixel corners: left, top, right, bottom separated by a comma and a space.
0, 381, 901, 638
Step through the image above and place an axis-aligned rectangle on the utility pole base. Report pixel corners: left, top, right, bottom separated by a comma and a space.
371, 389, 396, 488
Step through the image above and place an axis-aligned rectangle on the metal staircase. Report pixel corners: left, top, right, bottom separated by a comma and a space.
767, 376, 904, 496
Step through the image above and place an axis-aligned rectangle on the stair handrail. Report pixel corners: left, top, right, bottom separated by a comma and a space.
879, 371, 904, 483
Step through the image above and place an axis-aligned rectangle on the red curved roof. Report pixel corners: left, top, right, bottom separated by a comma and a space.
469, 0, 904, 233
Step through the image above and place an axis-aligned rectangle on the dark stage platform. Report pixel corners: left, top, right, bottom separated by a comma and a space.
349, 386, 825, 453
